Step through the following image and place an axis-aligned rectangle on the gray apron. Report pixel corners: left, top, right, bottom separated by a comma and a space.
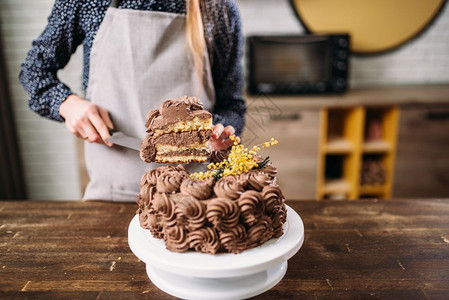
84, 2, 215, 201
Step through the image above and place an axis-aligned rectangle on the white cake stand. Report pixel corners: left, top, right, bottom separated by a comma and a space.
128, 205, 304, 300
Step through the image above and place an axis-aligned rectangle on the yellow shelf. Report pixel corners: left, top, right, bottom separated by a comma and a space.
362, 140, 390, 153
359, 184, 386, 195
317, 106, 399, 200
323, 179, 351, 195
325, 138, 354, 154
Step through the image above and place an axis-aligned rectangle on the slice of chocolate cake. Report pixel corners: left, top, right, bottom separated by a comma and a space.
140, 96, 212, 163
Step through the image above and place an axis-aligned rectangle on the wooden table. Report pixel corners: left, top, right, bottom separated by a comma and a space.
1, 199, 448, 299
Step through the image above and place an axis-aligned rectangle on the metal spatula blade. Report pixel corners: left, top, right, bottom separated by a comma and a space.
106, 129, 141, 151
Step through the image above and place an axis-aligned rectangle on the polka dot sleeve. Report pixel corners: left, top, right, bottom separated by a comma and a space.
19, 0, 84, 122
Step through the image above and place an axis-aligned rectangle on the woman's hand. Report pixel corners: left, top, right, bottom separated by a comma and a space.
209, 123, 236, 151
59, 94, 114, 147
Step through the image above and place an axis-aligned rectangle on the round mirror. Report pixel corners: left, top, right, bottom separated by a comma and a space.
290, 0, 447, 54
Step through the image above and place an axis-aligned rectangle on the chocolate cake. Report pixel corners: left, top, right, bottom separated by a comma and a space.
136, 163, 287, 254
140, 96, 212, 164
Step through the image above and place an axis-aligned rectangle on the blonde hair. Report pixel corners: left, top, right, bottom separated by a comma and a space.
186, 0, 206, 92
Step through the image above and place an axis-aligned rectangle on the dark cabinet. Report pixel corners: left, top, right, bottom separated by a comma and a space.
394, 105, 449, 197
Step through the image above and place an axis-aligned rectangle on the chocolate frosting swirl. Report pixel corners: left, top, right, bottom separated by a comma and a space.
247, 215, 274, 248
145, 108, 160, 129
182, 95, 203, 111
247, 170, 273, 191
210, 149, 230, 163
139, 209, 164, 239
261, 185, 284, 214
270, 209, 285, 238
219, 224, 248, 254
138, 185, 156, 211
260, 163, 278, 179
236, 173, 249, 188
140, 172, 148, 187
144, 168, 162, 186
137, 194, 144, 211
175, 195, 207, 231
138, 207, 149, 229
173, 164, 189, 174
180, 178, 213, 200
238, 190, 265, 226
160, 95, 204, 112
206, 198, 240, 231
152, 192, 177, 227
163, 225, 190, 252
213, 176, 245, 200
188, 227, 220, 254
156, 169, 188, 194
279, 205, 287, 224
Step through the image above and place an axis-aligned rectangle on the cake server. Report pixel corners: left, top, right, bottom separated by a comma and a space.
106, 129, 141, 151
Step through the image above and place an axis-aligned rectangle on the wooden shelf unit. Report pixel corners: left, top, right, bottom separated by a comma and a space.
362, 140, 390, 153
317, 106, 400, 199
323, 179, 351, 196
325, 138, 354, 154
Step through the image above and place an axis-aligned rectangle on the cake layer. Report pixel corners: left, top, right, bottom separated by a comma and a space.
154, 130, 211, 147
152, 117, 212, 138
155, 144, 209, 155
155, 155, 209, 163
157, 149, 210, 157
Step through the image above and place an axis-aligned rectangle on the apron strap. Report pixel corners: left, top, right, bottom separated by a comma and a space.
110, 0, 120, 8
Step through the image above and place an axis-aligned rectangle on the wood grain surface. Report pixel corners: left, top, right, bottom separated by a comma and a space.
1, 199, 448, 299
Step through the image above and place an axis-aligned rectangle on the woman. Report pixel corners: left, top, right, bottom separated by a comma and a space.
20, 0, 246, 201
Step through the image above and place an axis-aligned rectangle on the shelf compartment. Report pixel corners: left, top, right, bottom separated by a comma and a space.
360, 184, 387, 195
364, 109, 385, 141
323, 179, 351, 195
326, 108, 362, 144
325, 155, 345, 179
327, 109, 348, 141
360, 154, 387, 187
325, 138, 354, 154
362, 140, 391, 153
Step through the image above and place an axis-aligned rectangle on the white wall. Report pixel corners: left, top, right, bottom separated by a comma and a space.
1, 0, 448, 200
236, 0, 449, 87
1, 0, 83, 200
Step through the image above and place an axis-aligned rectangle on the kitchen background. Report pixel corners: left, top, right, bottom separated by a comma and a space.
1, 0, 448, 200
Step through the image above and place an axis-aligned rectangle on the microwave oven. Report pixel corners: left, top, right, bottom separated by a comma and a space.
247, 34, 350, 95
